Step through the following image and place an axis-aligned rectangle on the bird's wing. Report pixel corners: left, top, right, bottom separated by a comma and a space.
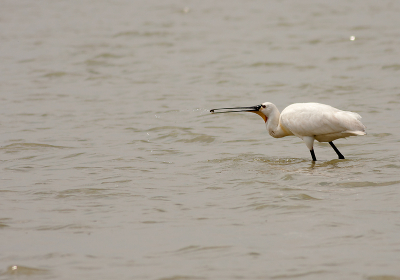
280, 103, 365, 137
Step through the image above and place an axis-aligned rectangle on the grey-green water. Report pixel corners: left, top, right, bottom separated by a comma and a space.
1, 1, 400, 279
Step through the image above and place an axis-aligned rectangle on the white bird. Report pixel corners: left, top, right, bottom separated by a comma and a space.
210, 102, 366, 161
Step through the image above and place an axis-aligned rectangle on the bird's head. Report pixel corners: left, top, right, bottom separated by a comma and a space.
210, 102, 271, 123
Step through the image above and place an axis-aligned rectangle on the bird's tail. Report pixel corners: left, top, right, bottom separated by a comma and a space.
337, 111, 366, 132
343, 130, 366, 136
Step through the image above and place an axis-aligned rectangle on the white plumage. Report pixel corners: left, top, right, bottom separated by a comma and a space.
210, 102, 366, 161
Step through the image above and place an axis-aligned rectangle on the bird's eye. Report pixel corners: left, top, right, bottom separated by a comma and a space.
261, 105, 266, 108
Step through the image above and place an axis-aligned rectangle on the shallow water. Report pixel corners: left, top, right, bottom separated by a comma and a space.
1, 0, 400, 279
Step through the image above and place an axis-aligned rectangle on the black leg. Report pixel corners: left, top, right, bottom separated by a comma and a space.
310, 149, 317, 161
329, 141, 345, 159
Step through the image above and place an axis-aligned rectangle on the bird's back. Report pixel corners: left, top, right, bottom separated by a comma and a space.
280, 103, 366, 141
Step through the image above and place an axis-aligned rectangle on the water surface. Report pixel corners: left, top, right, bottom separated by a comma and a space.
1, 0, 400, 279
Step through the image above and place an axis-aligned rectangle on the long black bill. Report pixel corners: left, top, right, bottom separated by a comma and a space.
210, 105, 261, 114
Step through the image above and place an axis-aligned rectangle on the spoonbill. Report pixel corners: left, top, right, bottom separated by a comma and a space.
210, 102, 366, 161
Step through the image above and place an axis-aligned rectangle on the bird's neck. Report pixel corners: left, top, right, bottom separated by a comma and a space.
266, 108, 288, 138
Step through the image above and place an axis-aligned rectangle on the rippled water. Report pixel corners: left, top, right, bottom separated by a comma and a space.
1, 0, 400, 279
